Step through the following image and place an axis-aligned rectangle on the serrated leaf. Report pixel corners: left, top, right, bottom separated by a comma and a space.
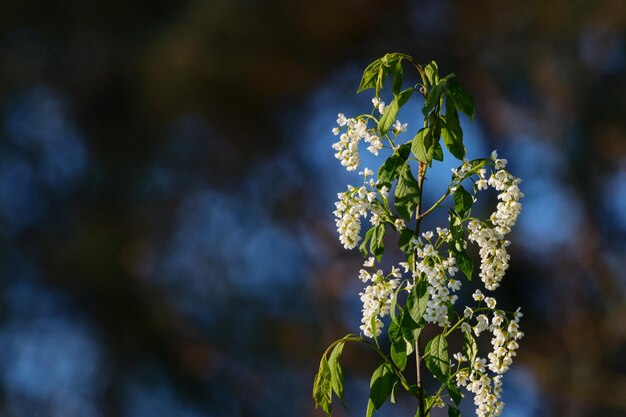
369, 362, 396, 410
360, 227, 375, 257
388, 315, 401, 341
395, 164, 420, 220
447, 380, 462, 405
452, 248, 473, 280
411, 127, 434, 164
400, 308, 420, 344
389, 282, 406, 320
366, 399, 375, 417
390, 379, 399, 404
391, 337, 408, 370
357, 60, 381, 94
463, 331, 478, 364
425, 334, 450, 382
379, 88, 413, 133
424, 61, 439, 86
406, 280, 429, 324
370, 224, 386, 262
398, 228, 415, 254
392, 60, 403, 96
442, 100, 465, 160
448, 209, 464, 241
432, 139, 444, 161
453, 185, 473, 218
447, 79, 475, 122
378, 143, 411, 183
329, 342, 345, 399
313, 356, 332, 415
422, 82, 444, 117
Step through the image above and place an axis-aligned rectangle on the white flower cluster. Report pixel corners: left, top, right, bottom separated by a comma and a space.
454, 308, 524, 417
414, 233, 462, 327
487, 309, 524, 374
334, 184, 373, 249
456, 368, 504, 417
466, 151, 524, 290
358, 258, 401, 337
332, 113, 383, 171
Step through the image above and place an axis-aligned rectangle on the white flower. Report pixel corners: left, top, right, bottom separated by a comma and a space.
472, 289, 485, 301
394, 218, 406, 230
422, 231, 434, 240
359, 168, 374, 178
392, 120, 408, 134
454, 352, 467, 363
485, 297, 497, 309
363, 257, 375, 267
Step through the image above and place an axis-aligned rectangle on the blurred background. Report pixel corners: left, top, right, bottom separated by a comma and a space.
0, 0, 625, 416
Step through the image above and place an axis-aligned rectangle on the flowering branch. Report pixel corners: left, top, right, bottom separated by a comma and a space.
313, 53, 525, 417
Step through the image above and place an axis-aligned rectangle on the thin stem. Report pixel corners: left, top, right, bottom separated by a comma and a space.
412, 65, 430, 417
413, 162, 427, 417
419, 190, 450, 220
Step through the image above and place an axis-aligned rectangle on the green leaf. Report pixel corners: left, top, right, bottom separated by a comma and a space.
447, 380, 462, 405
448, 406, 461, 417
392, 60, 403, 96
378, 88, 413, 133
313, 356, 332, 415
395, 164, 420, 220
453, 185, 473, 218
357, 60, 381, 94
424, 61, 439, 86
360, 227, 375, 258
369, 362, 397, 410
328, 342, 345, 399
452, 247, 473, 280
370, 224, 386, 262
390, 380, 399, 404
390, 337, 408, 370
389, 282, 406, 320
411, 127, 434, 164
388, 315, 401, 342
366, 399, 375, 417
432, 140, 444, 162
442, 100, 465, 160
447, 79, 475, 122
422, 82, 444, 117
406, 280, 429, 324
463, 331, 478, 364
400, 308, 420, 344
398, 228, 415, 254
375, 65, 387, 97
378, 143, 411, 183
448, 209, 464, 241
424, 334, 450, 382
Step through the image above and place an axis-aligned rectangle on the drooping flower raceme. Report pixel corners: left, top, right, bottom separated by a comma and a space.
314, 54, 526, 417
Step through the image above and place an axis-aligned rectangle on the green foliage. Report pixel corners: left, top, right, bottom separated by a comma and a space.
395, 164, 421, 220
453, 186, 473, 218
424, 334, 450, 383
313, 356, 332, 415
446, 79, 475, 121
369, 362, 397, 410
463, 331, 478, 364
406, 280, 429, 324
379, 88, 413, 133
378, 143, 411, 184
